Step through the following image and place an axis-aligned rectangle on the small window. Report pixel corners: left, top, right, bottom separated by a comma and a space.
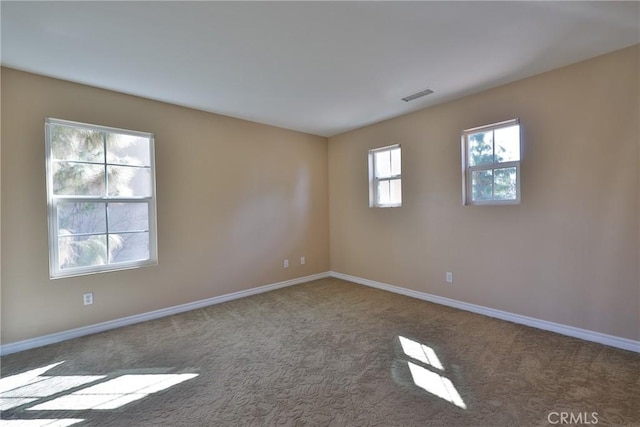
45, 118, 157, 279
369, 144, 402, 208
462, 119, 521, 205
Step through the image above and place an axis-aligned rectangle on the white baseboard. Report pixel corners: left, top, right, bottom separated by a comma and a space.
3, 271, 637, 356
329, 271, 640, 353
0, 272, 331, 356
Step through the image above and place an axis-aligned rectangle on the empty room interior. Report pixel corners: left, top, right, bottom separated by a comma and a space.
1, 2, 639, 426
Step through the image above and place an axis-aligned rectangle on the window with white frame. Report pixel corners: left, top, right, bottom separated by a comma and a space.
462, 118, 521, 205
369, 144, 402, 207
45, 118, 157, 279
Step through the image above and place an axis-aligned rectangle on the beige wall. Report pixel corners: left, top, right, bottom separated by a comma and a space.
2, 46, 638, 347
329, 46, 640, 341
1, 68, 329, 344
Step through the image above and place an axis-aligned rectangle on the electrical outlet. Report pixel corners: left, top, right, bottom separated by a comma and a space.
446, 272, 453, 283
300, 256, 305, 265
83, 292, 94, 306
284, 259, 289, 268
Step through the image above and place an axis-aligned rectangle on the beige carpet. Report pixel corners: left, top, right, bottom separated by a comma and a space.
1, 278, 639, 426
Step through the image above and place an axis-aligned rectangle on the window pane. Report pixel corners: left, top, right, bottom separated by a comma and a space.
494, 125, 520, 163
377, 180, 390, 205
472, 170, 493, 201
468, 130, 494, 166
59, 235, 107, 270
108, 203, 149, 232
106, 133, 151, 166
109, 233, 149, 264
390, 178, 402, 205
47, 119, 157, 278
53, 162, 105, 196
50, 124, 104, 163
58, 203, 106, 236
374, 150, 391, 178
493, 167, 517, 200
107, 166, 151, 197
391, 148, 401, 176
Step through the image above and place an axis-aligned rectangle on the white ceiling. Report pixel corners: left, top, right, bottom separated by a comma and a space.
2, 1, 638, 137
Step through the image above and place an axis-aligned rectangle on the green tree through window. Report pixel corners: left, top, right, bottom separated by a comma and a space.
46, 119, 157, 278
463, 119, 520, 205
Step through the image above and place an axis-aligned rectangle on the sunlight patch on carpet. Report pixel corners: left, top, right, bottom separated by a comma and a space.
0, 361, 198, 421
27, 374, 198, 411
399, 336, 444, 371
0, 362, 104, 411
398, 336, 466, 409
0, 362, 66, 394
0, 419, 84, 426
407, 362, 466, 409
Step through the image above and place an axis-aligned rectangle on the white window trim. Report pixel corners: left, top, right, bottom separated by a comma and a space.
461, 118, 521, 206
45, 118, 158, 279
369, 144, 402, 208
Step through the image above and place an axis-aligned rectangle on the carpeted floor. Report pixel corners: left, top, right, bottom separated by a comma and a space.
1, 278, 639, 426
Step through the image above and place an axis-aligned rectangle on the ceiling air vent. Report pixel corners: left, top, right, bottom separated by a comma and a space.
401, 88, 434, 102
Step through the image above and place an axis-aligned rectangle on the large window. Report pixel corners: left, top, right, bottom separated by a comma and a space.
45, 118, 157, 279
462, 118, 521, 205
369, 144, 402, 208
